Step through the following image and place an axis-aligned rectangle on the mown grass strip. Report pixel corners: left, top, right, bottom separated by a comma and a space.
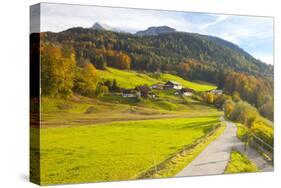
225, 151, 258, 173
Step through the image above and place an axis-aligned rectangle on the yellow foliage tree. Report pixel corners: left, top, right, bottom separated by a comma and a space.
41, 44, 75, 98
224, 99, 235, 118
73, 62, 99, 98
206, 92, 215, 104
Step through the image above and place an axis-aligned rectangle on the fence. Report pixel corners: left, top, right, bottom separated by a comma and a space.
249, 134, 273, 160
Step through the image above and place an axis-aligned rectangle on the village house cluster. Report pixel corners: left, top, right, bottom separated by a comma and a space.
121, 80, 223, 99
121, 81, 196, 98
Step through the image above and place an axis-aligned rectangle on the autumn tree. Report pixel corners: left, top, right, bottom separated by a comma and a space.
232, 91, 241, 102
230, 101, 259, 127
224, 99, 235, 119
41, 44, 75, 98
214, 94, 229, 109
206, 92, 215, 104
111, 79, 119, 91
95, 84, 109, 97
73, 62, 99, 98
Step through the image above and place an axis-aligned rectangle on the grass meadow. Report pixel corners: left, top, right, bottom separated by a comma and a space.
97, 67, 216, 91
34, 117, 221, 184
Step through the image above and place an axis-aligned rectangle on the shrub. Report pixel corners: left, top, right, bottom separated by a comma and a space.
191, 94, 203, 102
96, 85, 109, 97
85, 106, 96, 114
236, 123, 250, 142
57, 103, 72, 110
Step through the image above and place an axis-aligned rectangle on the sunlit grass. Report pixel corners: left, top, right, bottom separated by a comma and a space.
97, 67, 216, 91
34, 117, 221, 185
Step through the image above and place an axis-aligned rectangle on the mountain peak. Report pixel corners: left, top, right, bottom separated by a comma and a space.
91, 22, 106, 30
91, 22, 125, 33
136, 26, 176, 36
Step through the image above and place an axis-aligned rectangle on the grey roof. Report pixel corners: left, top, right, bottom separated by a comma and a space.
166, 81, 181, 85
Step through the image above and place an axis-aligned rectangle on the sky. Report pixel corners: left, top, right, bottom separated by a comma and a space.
31, 3, 274, 65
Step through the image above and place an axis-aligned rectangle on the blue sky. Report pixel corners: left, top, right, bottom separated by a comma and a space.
33, 3, 274, 64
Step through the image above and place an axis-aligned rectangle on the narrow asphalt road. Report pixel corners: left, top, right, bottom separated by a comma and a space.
175, 118, 273, 177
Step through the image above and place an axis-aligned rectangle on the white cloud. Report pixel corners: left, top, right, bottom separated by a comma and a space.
201, 15, 229, 29
40, 3, 193, 33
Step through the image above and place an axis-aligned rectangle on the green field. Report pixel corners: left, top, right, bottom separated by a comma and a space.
225, 151, 258, 173
97, 67, 216, 91
33, 117, 221, 184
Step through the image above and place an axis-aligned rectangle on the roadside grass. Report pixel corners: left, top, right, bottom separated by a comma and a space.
236, 121, 273, 149
97, 67, 216, 91
36, 117, 221, 185
236, 122, 273, 162
225, 151, 258, 173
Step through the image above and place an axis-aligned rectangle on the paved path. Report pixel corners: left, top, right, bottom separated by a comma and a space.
175, 118, 273, 177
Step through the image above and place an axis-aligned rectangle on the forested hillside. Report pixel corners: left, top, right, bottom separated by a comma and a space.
43, 27, 273, 76
37, 27, 273, 120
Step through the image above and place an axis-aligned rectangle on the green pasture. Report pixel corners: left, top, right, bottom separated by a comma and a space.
97, 67, 157, 88
35, 117, 221, 184
157, 73, 216, 91
97, 67, 216, 91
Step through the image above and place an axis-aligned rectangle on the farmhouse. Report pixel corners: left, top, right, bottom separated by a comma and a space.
164, 81, 182, 90
146, 91, 157, 99
151, 83, 164, 90
175, 88, 194, 96
121, 89, 141, 98
209, 89, 223, 95
136, 85, 157, 99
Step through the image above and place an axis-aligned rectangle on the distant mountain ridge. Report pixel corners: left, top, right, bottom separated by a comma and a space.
91, 23, 177, 36
135, 26, 176, 36
89, 23, 259, 61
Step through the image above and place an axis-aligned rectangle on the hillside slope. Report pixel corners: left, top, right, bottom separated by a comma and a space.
97, 67, 216, 91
